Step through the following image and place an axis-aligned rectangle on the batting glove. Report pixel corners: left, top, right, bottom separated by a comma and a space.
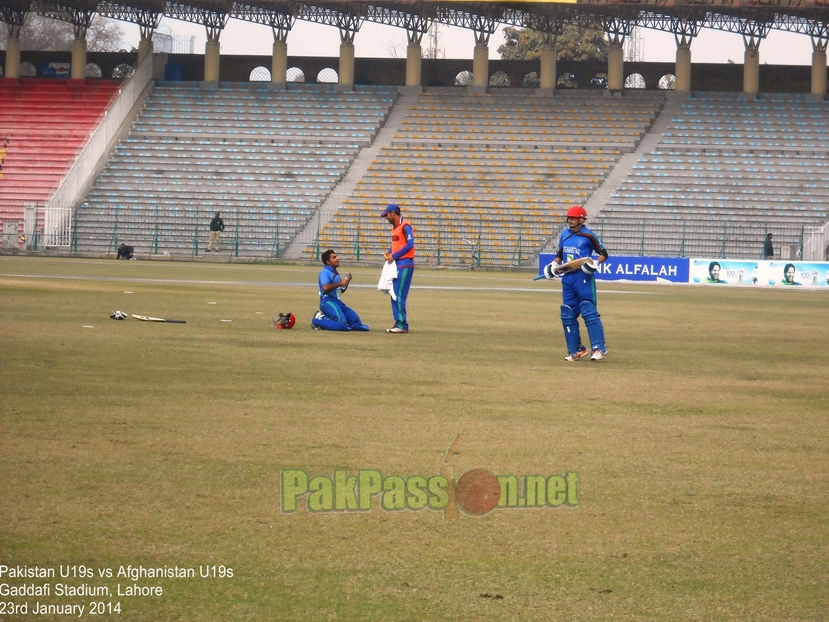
581, 259, 599, 274
543, 263, 561, 279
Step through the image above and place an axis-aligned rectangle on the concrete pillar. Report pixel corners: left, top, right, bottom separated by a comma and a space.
5, 35, 21, 79
539, 42, 556, 90
472, 42, 489, 88
339, 42, 354, 87
153, 52, 167, 81
406, 43, 422, 87
272, 39, 287, 85
71, 38, 87, 79
204, 40, 220, 82
811, 49, 827, 96
137, 37, 153, 64
607, 41, 624, 91
675, 47, 692, 92
743, 48, 760, 93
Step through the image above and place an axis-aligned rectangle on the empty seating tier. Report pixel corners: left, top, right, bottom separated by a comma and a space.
602, 93, 829, 259
310, 90, 664, 267
73, 82, 397, 257
0, 79, 121, 238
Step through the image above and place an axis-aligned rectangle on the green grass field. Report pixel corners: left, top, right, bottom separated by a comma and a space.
1, 256, 827, 621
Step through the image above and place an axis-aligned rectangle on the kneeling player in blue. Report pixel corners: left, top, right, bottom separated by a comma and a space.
543, 206, 608, 362
312, 249, 369, 332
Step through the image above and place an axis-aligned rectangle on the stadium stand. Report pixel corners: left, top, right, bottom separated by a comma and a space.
0, 79, 120, 246
73, 82, 397, 256
308, 89, 664, 267
8, 79, 829, 265
599, 93, 829, 259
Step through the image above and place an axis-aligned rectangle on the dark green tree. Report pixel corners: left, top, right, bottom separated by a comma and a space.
498, 26, 608, 62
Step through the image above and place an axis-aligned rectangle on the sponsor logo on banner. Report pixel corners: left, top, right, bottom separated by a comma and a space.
539, 255, 829, 286
539, 254, 689, 282
41, 62, 71, 78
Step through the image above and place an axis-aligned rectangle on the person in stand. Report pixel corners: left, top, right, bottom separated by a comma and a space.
312, 249, 369, 331
116, 243, 134, 260
207, 212, 224, 252
381, 204, 415, 334
542, 205, 609, 362
762, 233, 774, 259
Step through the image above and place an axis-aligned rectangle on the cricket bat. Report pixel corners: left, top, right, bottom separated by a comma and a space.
534, 257, 596, 280
132, 314, 186, 324
439, 432, 467, 521
442, 431, 467, 465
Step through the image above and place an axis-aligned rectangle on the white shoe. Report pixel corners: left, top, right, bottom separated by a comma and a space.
590, 349, 606, 361
564, 348, 589, 362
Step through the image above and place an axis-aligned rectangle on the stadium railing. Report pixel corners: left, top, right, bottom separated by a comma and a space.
593, 215, 816, 261
8, 202, 827, 265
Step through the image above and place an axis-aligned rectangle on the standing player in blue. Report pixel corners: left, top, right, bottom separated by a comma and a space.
543, 205, 609, 361
381, 204, 414, 334
312, 249, 369, 331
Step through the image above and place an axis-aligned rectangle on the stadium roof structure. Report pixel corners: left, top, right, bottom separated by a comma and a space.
3, 1, 829, 46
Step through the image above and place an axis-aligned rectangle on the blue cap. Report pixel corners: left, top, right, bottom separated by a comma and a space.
380, 204, 400, 217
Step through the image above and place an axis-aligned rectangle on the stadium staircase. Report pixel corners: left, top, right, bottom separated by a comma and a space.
598, 93, 829, 259
307, 89, 664, 268
0, 79, 121, 247
72, 82, 397, 257
580, 97, 681, 226
283, 90, 419, 260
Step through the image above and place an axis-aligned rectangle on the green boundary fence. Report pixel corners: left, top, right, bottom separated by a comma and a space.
3, 202, 826, 264
593, 216, 810, 261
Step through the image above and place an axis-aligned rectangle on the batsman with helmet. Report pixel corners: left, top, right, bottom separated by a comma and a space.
543, 206, 609, 362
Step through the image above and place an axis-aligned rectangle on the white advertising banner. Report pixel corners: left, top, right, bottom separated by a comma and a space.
691, 259, 829, 288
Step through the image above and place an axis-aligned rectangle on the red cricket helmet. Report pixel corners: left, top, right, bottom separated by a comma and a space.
566, 205, 588, 219
274, 313, 296, 329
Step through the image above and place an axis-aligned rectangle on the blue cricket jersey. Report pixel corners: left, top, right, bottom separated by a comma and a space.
319, 264, 345, 299
555, 225, 606, 266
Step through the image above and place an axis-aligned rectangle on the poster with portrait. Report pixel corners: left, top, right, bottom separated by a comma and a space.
761, 261, 829, 287
690, 259, 759, 285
